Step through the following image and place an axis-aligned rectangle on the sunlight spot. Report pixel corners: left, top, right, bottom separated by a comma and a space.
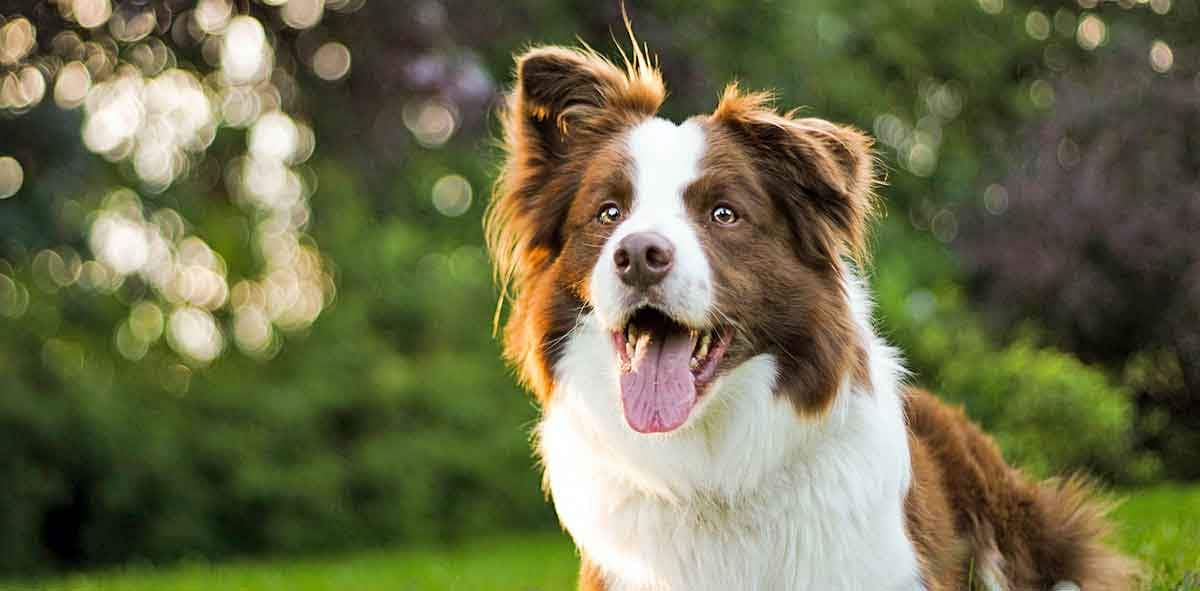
978, 0, 1004, 14
403, 99, 456, 147
0, 156, 23, 199
1030, 79, 1055, 109
983, 184, 1010, 215
1150, 40, 1173, 73
0, 273, 30, 318
130, 300, 165, 342
194, 0, 233, 34
90, 212, 150, 275
73, 0, 113, 29
234, 304, 273, 354
249, 111, 298, 162
432, 174, 473, 217
282, 0, 325, 29
0, 17, 36, 65
312, 41, 352, 81
167, 306, 224, 364
55, 61, 92, 108
222, 16, 270, 85
1026, 11, 1051, 40
1076, 14, 1106, 50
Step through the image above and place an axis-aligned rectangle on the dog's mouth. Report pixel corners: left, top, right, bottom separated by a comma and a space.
611, 306, 730, 434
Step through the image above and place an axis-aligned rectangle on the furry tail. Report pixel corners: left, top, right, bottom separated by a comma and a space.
1027, 476, 1141, 591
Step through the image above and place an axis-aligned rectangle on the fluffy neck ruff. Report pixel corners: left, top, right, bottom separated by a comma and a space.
537, 274, 920, 590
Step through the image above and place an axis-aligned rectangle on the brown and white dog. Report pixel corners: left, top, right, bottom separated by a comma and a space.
486, 40, 1137, 591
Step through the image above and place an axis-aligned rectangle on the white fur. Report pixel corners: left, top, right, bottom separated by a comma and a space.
550, 116, 923, 590
541, 260, 924, 590
588, 117, 713, 331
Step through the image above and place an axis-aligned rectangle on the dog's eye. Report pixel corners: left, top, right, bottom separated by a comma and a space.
711, 205, 738, 225
597, 203, 623, 225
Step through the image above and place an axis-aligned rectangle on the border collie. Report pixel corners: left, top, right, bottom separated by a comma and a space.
485, 38, 1137, 591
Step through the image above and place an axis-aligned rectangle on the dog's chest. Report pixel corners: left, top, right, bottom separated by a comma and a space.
539, 407, 925, 591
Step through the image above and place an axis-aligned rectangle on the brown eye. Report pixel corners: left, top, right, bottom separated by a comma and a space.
597, 203, 623, 225
711, 205, 738, 225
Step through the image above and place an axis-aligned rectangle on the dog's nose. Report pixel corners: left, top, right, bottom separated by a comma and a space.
614, 232, 674, 288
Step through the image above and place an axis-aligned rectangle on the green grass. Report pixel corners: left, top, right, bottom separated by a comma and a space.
1113, 484, 1200, 590
8, 485, 1198, 591
6, 535, 580, 591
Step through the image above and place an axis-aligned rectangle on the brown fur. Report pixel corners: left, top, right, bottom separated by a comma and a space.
578, 556, 608, 591
487, 39, 1137, 591
905, 388, 1139, 591
486, 43, 663, 401
702, 94, 877, 415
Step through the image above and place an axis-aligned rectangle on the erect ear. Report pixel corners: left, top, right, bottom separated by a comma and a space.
510, 45, 664, 160
486, 44, 663, 336
712, 85, 877, 266
489, 45, 664, 289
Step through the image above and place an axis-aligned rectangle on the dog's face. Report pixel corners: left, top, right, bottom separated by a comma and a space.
489, 46, 875, 434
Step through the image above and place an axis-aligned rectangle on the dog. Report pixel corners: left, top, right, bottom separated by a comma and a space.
485, 38, 1137, 591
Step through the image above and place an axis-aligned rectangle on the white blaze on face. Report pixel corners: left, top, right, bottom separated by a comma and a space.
588, 117, 713, 329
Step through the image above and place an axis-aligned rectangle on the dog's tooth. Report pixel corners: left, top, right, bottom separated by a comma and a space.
696, 332, 711, 360
635, 332, 651, 358
689, 357, 699, 370
626, 340, 635, 360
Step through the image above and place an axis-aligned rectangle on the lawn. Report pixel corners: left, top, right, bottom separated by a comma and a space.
8, 485, 1198, 591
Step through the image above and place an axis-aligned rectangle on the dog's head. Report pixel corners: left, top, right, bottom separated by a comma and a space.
488, 44, 876, 434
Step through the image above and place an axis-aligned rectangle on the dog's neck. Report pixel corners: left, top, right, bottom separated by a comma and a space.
540, 270, 909, 502
537, 276, 920, 590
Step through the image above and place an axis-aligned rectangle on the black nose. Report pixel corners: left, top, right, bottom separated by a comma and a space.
614, 232, 674, 288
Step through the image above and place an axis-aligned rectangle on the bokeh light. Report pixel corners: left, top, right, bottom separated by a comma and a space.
0, 156, 23, 198
194, 0, 233, 34
403, 99, 456, 147
73, 0, 113, 29
1026, 11, 1051, 40
1150, 40, 1173, 73
432, 174, 473, 216
977, 0, 1004, 15
0, 17, 36, 65
312, 42, 352, 81
1077, 14, 1107, 50
167, 306, 224, 364
1029, 79, 1055, 109
0, 272, 30, 318
282, 0, 326, 29
983, 184, 1010, 215
222, 16, 270, 85
55, 61, 92, 108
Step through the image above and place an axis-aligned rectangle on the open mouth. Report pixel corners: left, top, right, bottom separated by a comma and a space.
611, 307, 729, 434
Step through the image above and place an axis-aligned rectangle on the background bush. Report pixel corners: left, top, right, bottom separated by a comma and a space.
0, 0, 1193, 574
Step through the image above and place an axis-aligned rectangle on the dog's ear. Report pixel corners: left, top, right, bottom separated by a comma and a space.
487, 46, 665, 399
511, 45, 664, 162
489, 46, 664, 294
713, 85, 877, 267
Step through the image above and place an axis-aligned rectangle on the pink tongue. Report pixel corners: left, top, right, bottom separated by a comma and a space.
620, 329, 698, 433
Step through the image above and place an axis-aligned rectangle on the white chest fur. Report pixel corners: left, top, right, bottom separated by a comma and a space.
538, 312, 923, 591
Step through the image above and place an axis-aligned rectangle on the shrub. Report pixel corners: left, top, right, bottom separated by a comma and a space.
872, 224, 1155, 482
956, 42, 1200, 479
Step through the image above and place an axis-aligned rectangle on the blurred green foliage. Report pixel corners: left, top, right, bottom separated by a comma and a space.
872, 229, 1151, 481
1, 0, 1191, 575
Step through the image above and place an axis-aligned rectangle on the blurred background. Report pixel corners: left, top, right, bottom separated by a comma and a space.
0, 0, 1197, 578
